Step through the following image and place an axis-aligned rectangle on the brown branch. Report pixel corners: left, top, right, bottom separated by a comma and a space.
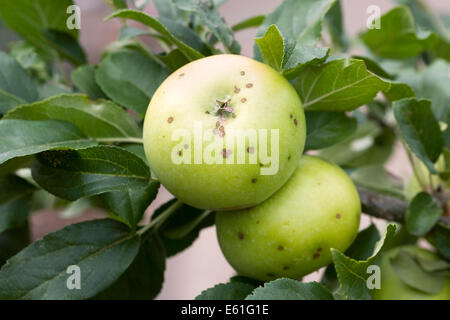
357, 187, 450, 228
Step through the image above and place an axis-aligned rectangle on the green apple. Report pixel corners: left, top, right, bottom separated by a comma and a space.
143, 54, 306, 210
371, 245, 450, 300
215, 155, 361, 281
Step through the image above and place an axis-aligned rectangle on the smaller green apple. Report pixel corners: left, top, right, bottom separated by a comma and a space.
215, 155, 361, 281
371, 245, 450, 300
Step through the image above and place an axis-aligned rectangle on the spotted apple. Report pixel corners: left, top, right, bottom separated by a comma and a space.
215, 155, 361, 281
371, 245, 450, 300
143, 54, 306, 210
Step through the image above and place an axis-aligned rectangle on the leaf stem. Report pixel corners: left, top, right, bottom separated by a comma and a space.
137, 199, 183, 236
97, 137, 144, 144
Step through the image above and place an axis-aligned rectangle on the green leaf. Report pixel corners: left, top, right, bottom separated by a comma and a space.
0, 51, 38, 113
350, 165, 405, 199
105, 9, 204, 61
0, 219, 140, 300
0, 224, 30, 267
322, 224, 380, 292
118, 26, 150, 41
406, 192, 443, 236
305, 111, 357, 150
254, 25, 284, 72
361, 6, 438, 59
174, 0, 240, 54
393, 98, 443, 173
293, 58, 390, 112
432, 224, 450, 260
390, 249, 445, 294
0, 175, 35, 234
397, 60, 450, 121
43, 29, 86, 66
351, 55, 394, 80
94, 234, 165, 299
383, 81, 415, 102
0, 119, 96, 166
246, 279, 334, 300
5, 94, 141, 141
96, 49, 170, 115
71, 65, 107, 100
232, 15, 265, 32
32, 146, 152, 201
331, 224, 397, 300
0, 0, 78, 59
255, 0, 334, 78
152, 199, 215, 257
159, 49, 190, 71
102, 181, 159, 230
196, 281, 257, 300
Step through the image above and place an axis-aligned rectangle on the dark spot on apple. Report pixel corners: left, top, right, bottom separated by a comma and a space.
222, 148, 228, 158
216, 121, 220, 128
277, 245, 284, 251
313, 253, 320, 259
247, 146, 254, 154
336, 213, 341, 219
256, 220, 260, 224
205, 111, 210, 114
259, 163, 264, 167
290, 114, 293, 118
238, 232, 244, 240
240, 71, 245, 76
232, 113, 236, 118
246, 83, 253, 88
219, 130, 226, 137
267, 273, 275, 277
184, 144, 189, 150
167, 116, 174, 123
293, 119, 298, 126
283, 266, 290, 270
241, 98, 247, 103
178, 150, 182, 156
251, 178, 257, 183
179, 73, 185, 77
317, 247, 322, 252
288, 155, 291, 160
234, 86, 240, 94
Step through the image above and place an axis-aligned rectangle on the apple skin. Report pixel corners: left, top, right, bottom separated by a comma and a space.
143, 54, 306, 210
371, 245, 450, 300
215, 155, 361, 281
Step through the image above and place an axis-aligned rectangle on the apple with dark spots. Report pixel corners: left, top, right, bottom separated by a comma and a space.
215, 155, 361, 281
371, 245, 450, 300
143, 54, 306, 210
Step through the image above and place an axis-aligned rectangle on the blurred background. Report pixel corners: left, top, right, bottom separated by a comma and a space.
22, 0, 450, 299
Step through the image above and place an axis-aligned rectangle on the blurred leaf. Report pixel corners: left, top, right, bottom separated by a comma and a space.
105, 9, 205, 61
305, 111, 356, 151
151, 199, 215, 257
9, 41, 49, 80
0, 175, 35, 234
0, 119, 96, 165
430, 224, 450, 260
325, 0, 348, 51
32, 146, 152, 201
0, 224, 30, 267
71, 65, 107, 100
59, 197, 93, 219
393, 98, 443, 173
94, 234, 165, 299
397, 60, 450, 121
351, 166, 405, 199
361, 6, 438, 59
174, 0, 240, 54
43, 29, 86, 66
96, 49, 170, 115
293, 58, 390, 112
0, 51, 38, 114
331, 224, 397, 300
390, 249, 445, 294
118, 26, 150, 41
0, 219, 140, 299
406, 192, 443, 236
246, 279, 334, 300
232, 15, 265, 32
383, 81, 415, 102
5, 94, 140, 141
0, 0, 78, 59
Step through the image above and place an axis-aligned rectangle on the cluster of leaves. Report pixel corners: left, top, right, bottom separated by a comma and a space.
0, 0, 449, 300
